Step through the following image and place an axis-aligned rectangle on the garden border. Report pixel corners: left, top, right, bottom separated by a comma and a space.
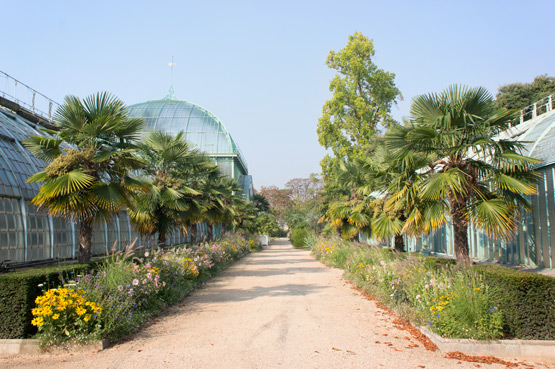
419, 326, 555, 362
0, 338, 109, 354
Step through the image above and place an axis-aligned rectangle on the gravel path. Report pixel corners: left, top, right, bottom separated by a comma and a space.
1, 239, 550, 369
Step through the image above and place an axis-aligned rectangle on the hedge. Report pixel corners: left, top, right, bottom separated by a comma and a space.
474, 264, 555, 340
0, 264, 90, 339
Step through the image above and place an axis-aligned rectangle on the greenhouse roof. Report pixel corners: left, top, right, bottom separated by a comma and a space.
503, 109, 555, 168
0, 107, 48, 199
127, 97, 248, 173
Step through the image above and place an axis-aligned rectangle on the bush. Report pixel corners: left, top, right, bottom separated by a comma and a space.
0, 263, 90, 339
290, 228, 309, 248
312, 237, 505, 340
31, 288, 102, 345
474, 265, 555, 339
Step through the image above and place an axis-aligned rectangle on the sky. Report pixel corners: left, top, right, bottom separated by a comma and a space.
2, 0, 555, 188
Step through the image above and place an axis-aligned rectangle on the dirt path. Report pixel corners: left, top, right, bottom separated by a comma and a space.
1, 239, 550, 368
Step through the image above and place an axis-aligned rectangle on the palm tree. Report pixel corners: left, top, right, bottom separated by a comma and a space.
23, 92, 145, 263
201, 171, 242, 241
129, 131, 214, 248
385, 85, 540, 266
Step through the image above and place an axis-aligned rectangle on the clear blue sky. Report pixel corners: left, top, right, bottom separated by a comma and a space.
2, 0, 554, 188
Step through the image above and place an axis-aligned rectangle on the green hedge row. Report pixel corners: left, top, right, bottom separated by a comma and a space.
0, 264, 90, 339
473, 265, 555, 340
414, 256, 555, 339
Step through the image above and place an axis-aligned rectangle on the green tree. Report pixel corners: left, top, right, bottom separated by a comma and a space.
495, 75, 555, 111
253, 193, 270, 213
317, 32, 400, 175
385, 85, 540, 266
24, 92, 145, 263
200, 174, 243, 241
129, 131, 215, 248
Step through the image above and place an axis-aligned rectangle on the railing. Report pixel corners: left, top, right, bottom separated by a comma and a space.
519, 93, 554, 124
0, 70, 60, 122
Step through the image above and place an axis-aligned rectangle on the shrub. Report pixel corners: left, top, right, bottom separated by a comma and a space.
0, 263, 90, 339
312, 237, 505, 340
474, 265, 555, 339
290, 228, 309, 248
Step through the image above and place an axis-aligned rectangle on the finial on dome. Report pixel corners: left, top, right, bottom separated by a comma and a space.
165, 56, 176, 100
165, 85, 176, 100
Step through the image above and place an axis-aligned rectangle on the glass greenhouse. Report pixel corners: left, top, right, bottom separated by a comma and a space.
127, 97, 254, 200
0, 76, 246, 265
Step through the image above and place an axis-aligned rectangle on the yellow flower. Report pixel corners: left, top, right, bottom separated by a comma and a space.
42, 306, 53, 316
52, 314, 60, 320
75, 307, 87, 316
83, 314, 92, 322
430, 306, 435, 311
437, 306, 444, 311
31, 317, 44, 327
474, 287, 480, 291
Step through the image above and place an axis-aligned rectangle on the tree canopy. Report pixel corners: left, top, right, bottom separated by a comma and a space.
495, 75, 555, 111
317, 32, 400, 176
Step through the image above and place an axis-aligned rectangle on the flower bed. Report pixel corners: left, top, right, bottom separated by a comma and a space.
312, 236, 554, 340
30, 233, 260, 346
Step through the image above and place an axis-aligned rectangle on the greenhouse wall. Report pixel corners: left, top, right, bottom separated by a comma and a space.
363, 164, 555, 269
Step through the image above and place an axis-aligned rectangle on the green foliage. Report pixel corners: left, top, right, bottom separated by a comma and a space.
311, 237, 555, 340
474, 265, 555, 339
0, 264, 90, 339
317, 32, 400, 175
403, 265, 503, 340
23, 92, 145, 263
253, 212, 281, 236
495, 75, 555, 111
290, 228, 310, 248
385, 85, 541, 266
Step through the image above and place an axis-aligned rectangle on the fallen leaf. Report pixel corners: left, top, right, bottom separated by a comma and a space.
332, 347, 341, 351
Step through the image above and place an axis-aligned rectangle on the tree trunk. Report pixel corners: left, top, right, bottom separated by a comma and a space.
157, 230, 166, 249
222, 223, 227, 234
190, 223, 197, 245
207, 224, 213, 242
451, 201, 471, 267
78, 220, 93, 264
394, 234, 405, 252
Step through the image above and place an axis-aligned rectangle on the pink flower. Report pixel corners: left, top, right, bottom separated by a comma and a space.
133, 279, 139, 286
416, 294, 421, 299
146, 263, 152, 269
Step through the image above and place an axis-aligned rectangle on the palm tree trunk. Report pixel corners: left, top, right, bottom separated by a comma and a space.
394, 234, 405, 252
207, 224, 213, 242
190, 223, 197, 245
451, 200, 471, 267
222, 223, 227, 234
157, 230, 166, 249
78, 220, 93, 264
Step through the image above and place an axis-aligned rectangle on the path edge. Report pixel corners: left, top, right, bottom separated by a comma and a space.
419, 326, 555, 361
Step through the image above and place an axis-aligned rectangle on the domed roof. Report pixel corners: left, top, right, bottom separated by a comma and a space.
127, 97, 248, 172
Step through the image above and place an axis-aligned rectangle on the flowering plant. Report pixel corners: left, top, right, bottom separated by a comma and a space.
31, 288, 102, 344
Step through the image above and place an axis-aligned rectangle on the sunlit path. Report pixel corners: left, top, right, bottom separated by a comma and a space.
1, 239, 520, 368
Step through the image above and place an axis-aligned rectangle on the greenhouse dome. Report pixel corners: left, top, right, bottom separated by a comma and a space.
127, 96, 253, 199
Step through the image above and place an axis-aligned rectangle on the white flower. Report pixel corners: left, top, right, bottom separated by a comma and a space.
416, 294, 421, 299
144, 252, 149, 257
380, 260, 386, 266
